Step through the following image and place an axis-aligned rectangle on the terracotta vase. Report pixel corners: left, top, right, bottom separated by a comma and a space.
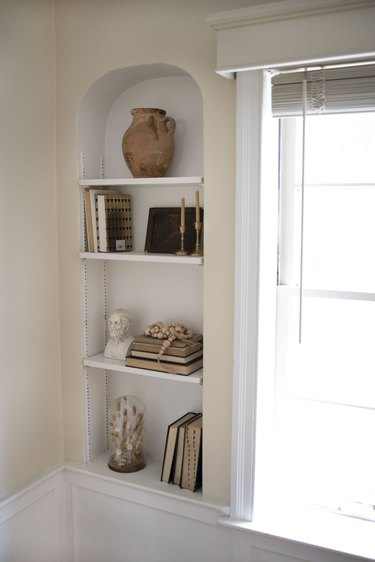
122, 108, 176, 178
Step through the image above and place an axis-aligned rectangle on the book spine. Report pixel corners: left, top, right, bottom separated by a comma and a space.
97, 195, 108, 252
180, 418, 202, 491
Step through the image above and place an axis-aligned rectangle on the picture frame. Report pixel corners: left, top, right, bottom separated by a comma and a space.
144, 207, 203, 254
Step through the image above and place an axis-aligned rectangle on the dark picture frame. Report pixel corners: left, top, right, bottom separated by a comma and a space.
144, 207, 203, 254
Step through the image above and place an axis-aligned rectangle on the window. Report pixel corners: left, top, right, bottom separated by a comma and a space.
273, 111, 375, 521
214, 1, 375, 556
250, 64, 375, 524
231, 67, 375, 548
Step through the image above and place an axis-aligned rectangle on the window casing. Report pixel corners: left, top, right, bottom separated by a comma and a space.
207, 0, 375, 556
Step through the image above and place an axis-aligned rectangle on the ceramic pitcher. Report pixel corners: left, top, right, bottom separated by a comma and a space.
122, 108, 176, 178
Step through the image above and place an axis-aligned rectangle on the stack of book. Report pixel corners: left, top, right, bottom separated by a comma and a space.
161, 412, 202, 491
84, 188, 132, 252
126, 334, 203, 376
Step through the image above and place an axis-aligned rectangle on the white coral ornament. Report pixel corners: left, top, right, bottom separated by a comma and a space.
108, 395, 146, 473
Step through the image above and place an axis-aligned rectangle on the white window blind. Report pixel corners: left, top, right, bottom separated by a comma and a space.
271, 63, 375, 116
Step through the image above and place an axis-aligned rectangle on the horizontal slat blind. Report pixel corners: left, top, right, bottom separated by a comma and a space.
272, 63, 375, 116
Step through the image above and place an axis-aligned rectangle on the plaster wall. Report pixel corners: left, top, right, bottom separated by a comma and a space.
1, 2, 374, 559
55, 0, 251, 502
0, 0, 63, 497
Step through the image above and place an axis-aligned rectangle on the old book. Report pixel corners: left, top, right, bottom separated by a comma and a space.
130, 349, 203, 364
125, 356, 203, 376
84, 188, 119, 252
97, 193, 132, 252
131, 340, 203, 358
132, 342, 203, 357
173, 413, 202, 486
180, 414, 203, 492
133, 334, 203, 348
160, 412, 198, 483
84, 189, 95, 252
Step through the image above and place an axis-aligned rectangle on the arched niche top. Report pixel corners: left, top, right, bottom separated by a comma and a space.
78, 64, 203, 179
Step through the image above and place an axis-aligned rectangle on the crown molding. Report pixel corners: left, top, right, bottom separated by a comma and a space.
205, 0, 375, 30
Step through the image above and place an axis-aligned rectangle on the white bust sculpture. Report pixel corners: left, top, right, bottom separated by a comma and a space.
104, 308, 134, 360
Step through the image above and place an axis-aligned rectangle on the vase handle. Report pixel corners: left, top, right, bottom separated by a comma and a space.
147, 114, 158, 137
164, 116, 176, 135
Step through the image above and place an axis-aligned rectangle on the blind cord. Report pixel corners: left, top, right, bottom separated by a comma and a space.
299, 78, 307, 344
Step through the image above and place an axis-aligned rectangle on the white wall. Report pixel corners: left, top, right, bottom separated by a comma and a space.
0, 0, 63, 497
0, 0, 285, 514
55, 0, 251, 502
1, 3, 374, 561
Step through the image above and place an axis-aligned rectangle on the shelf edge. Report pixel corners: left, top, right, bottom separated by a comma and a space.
83, 353, 203, 384
79, 251, 204, 265
79, 177, 204, 187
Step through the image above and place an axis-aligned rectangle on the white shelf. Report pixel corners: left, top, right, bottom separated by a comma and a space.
80, 251, 204, 265
79, 177, 204, 187
83, 353, 203, 384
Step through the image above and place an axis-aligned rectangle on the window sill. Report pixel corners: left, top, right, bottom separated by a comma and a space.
218, 506, 375, 560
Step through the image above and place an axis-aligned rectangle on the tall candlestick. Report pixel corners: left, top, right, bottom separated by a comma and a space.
195, 190, 200, 222
181, 197, 185, 227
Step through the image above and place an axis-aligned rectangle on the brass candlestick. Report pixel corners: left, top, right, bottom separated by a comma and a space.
191, 221, 203, 256
176, 225, 188, 255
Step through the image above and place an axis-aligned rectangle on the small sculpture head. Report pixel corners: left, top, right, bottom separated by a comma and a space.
108, 308, 131, 343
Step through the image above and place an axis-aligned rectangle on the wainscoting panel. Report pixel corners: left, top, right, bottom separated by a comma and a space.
0, 467, 67, 562
0, 466, 373, 562
67, 479, 231, 562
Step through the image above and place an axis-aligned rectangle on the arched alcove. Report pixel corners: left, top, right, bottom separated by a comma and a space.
77, 64, 205, 469
78, 64, 203, 179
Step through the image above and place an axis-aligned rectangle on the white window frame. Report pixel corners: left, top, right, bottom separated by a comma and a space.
231, 69, 279, 521
233, 76, 375, 519
229, 67, 375, 559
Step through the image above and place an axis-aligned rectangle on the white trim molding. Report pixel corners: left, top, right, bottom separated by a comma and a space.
206, 0, 375, 75
205, 0, 375, 29
230, 70, 264, 521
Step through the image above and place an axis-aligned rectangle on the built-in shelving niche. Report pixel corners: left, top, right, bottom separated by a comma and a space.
78, 64, 206, 497
78, 63, 203, 180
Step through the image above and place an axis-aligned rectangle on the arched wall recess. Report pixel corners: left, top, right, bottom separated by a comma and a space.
78, 63, 204, 179
77, 63, 205, 476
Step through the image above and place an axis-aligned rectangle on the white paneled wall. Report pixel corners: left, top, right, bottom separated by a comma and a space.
0, 468, 67, 562
0, 467, 372, 562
